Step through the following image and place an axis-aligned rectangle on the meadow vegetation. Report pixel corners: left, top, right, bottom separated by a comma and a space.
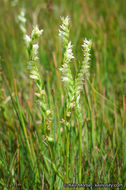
0, 0, 126, 189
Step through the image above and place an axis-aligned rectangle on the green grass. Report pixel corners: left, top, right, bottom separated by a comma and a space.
0, 0, 126, 189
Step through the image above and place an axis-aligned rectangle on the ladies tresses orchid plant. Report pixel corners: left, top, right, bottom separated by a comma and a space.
59, 16, 92, 183
59, 16, 75, 183
24, 26, 52, 138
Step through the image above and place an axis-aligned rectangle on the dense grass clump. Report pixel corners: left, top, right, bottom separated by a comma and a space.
0, 0, 126, 189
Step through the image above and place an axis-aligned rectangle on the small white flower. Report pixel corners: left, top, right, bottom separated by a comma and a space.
30, 74, 38, 80
30, 70, 39, 77
32, 44, 39, 60
82, 38, 92, 51
59, 29, 68, 39
58, 30, 64, 38
59, 67, 63, 71
61, 76, 69, 81
65, 42, 74, 63
60, 16, 69, 31
24, 35, 31, 47
31, 26, 43, 40
17, 14, 26, 23
33, 44, 39, 54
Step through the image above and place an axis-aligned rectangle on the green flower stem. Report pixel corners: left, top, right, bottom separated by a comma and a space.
78, 118, 82, 183
75, 94, 82, 183
66, 122, 70, 182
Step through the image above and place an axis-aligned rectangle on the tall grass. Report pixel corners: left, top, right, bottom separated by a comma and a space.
0, 0, 126, 189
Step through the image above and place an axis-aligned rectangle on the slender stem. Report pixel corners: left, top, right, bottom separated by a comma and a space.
66, 122, 70, 182
75, 91, 82, 183
78, 119, 82, 183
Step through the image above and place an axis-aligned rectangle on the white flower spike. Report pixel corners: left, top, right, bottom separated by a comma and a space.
17, 9, 26, 34
75, 38, 92, 98
59, 16, 70, 48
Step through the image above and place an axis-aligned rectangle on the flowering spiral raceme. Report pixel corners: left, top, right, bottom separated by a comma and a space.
59, 16, 70, 48
24, 26, 48, 133
59, 16, 76, 183
17, 9, 26, 34
59, 17, 92, 184
75, 38, 92, 99
74, 38, 92, 124
24, 26, 43, 79
59, 17, 75, 116
59, 42, 74, 88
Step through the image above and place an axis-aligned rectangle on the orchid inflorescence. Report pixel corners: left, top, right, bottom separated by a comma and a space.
59, 16, 92, 117
17, 9, 27, 34
59, 16, 92, 183
24, 26, 49, 135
